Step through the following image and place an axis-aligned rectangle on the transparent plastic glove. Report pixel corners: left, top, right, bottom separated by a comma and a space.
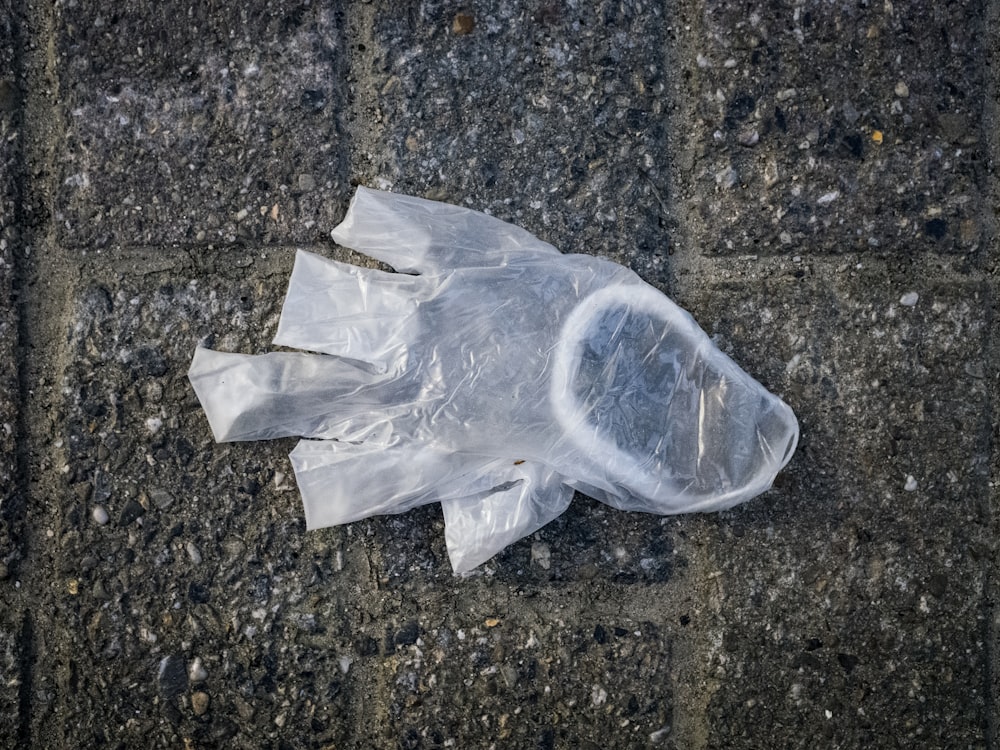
189, 187, 798, 572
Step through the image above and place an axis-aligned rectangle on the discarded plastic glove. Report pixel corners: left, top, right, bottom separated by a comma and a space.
189, 187, 798, 573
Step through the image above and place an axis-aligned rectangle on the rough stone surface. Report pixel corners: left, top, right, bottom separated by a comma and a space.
54, 0, 350, 249
0, 1, 24, 747
682, 0, 987, 259
357, 1, 679, 278
2, 0, 999, 747
0, 2, 20, 553
686, 264, 993, 747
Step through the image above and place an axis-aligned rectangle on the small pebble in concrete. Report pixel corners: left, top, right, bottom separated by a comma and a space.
191, 691, 210, 716
738, 127, 759, 147
189, 656, 208, 683
531, 541, 551, 570
904, 475, 918, 492
764, 159, 779, 187
591, 684, 608, 707
186, 541, 202, 565
118, 499, 145, 526
650, 725, 671, 743
452, 12, 475, 35
92, 580, 110, 600
148, 488, 174, 509
925, 218, 948, 239
158, 654, 188, 699
141, 381, 162, 403
964, 361, 985, 379
92, 505, 109, 525
273, 471, 292, 491
900, 292, 919, 307
394, 621, 420, 647
715, 166, 738, 189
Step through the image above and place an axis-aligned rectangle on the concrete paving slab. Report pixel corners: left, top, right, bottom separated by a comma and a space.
54, 0, 350, 249
681, 262, 994, 747
39, 250, 367, 746
371, 581, 675, 748
679, 0, 987, 258
357, 0, 680, 277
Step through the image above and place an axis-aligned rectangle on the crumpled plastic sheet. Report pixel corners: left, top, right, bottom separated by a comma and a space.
189, 187, 799, 573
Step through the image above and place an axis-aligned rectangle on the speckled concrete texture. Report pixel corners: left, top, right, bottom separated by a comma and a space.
1, 0, 998, 748
0, 1, 26, 746
686, 0, 986, 260
55, 0, 350, 248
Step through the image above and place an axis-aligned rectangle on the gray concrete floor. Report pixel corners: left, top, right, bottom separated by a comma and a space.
1, 0, 998, 747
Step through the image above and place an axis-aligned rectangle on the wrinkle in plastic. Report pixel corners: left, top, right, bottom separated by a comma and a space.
188, 187, 799, 573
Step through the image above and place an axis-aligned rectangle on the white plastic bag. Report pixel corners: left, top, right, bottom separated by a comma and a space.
189, 187, 798, 572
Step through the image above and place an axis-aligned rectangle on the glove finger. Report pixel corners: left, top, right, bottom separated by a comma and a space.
290, 441, 518, 528
330, 186, 559, 275
188, 347, 405, 443
273, 250, 430, 375
441, 464, 573, 574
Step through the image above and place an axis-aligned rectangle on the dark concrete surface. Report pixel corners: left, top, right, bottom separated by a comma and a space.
0, 2, 25, 746
0, 0, 997, 748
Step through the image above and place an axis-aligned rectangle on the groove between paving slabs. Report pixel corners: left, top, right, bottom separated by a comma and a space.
9, 0, 65, 744
655, 1, 718, 745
